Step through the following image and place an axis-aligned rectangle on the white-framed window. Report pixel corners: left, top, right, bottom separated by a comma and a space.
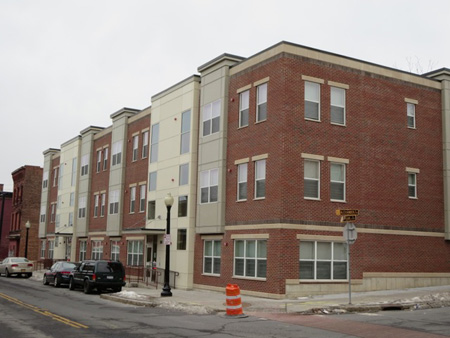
178, 196, 188, 217
81, 154, 89, 176
305, 81, 320, 121
79, 241, 87, 261
255, 159, 266, 199
132, 135, 139, 161
304, 160, 320, 199
78, 196, 86, 218
256, 83, 267, 122
50, 203, 56, 223
112, 141, 123, 166
40, 205, 46, 223
200, 168, 219, 203
93, 194, 99, 217
70, 192, 75, 206
71, 157, 77, 186
299, 241, 347, 280
202, 99, 221, 137
139, 184, 146, 212
91, 240, 103, 260
58, 164, 63, 188
40, 240, 46, 258
100, 193, 106, 217
203, 240, 221, 275
142, 131, 149, 159
68, 212, 73, 227
408, 172, 417, 198
111, 241, 120, 261
53, 167, 59, 187
149, 171, 157, 191
234, 239, 267, 278
237, 163, 247, 201
48, 240, 54, 259
407, 103, 416, 128
96, 150, 102, 173
147, 200, 156, 220
330, 163, 345, 201
127, 240, 143, 266
150, 123, 159, 163
129, 186, 136, 213
179, 163, 189, 186
109, 190, 119, 215
42, 171, 49, 189
239, 90, 249, 127
330, 87, 346, 125
103, 147, 109, 170
180, 110, 191, 154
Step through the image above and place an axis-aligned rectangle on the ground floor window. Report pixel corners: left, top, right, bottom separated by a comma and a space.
127, 240, 143, 266
91, 240, 103, 260
79, 241, 87, 261
299, 241, 347, 280
48, 240, 54, 259
234, 239, 267, 278
203, 240, 221, 275
111, 240, 120, 261
40, 240, 46, 258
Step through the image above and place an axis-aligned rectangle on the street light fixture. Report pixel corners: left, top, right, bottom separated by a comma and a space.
161, 192, 174, 297
25, 221, 31, 258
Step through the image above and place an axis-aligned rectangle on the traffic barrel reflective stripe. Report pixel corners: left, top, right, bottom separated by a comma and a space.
225, 284, 243, 316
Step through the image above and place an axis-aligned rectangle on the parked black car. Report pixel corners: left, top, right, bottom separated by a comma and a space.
68, 260, 126, 294
43, 261, 80, 287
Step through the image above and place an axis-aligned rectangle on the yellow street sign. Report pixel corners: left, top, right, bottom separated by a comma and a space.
336, 209, 359, 216
340, 215, 356, 222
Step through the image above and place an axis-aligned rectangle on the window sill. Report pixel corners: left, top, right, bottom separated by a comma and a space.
253, 197, 266, 201
299, 279, 348, 283
232, 275, 266, 282
407, 126, 416, 130
304, 197, 321, 201
305, 118, 321, 123
408, 196, 418, 200
331, 199, 346, 203
202, 273, 221, 277
238, 125, 249, 130
236, 199, 247, 203
331, 122, 346, 127
255, 119, 267, 125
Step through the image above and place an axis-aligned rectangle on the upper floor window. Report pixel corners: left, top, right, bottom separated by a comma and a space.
149, 171, 157, 191
239, 90, 249, 127
42, 171, 49, 189
408, 172, 417, 198
139, 184, 146, 212
330, 163, 345, 202
305, 81, 320, 121
71, 157, 77, 186
200, 168, 218, 203
304, 160, 320, 199
407, 102, 416, 128
94, 194, 99, 217
179, 164, 189, 186
181, 110, 191, 154
132, 135, 139, 162
112, 141, 123, 166
81, 154, 89, 176
96, 150, 102, 172
78, 196, 86, 219
203, 99, 221, 137
130, 186, 136, 213
237, 163, 247, 201
142, 131, 149, 159
256, 83, 267, 122
103, 147, 109, 170
255, 159, 266, 199
109, 190, 119, 215
150, 123, 159, 163
100, 193, 106, 217
40, 205, 46, 223
330, 87, 346, 125
178, 196, 188, 217
53, 167, 59, 187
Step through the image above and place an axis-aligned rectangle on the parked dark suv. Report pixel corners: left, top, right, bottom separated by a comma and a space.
68, 260, 126, 294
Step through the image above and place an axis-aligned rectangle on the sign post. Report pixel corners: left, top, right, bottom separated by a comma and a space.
343, 222, 357, 304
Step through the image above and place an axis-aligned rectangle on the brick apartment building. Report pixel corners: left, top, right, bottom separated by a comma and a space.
37, 41, 450, 297
0, 184, 13, 259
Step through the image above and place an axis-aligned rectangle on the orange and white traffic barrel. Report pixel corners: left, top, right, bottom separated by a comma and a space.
226, 284, 244, 316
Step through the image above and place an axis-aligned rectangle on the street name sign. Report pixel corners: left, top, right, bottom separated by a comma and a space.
336, 209, 359, 216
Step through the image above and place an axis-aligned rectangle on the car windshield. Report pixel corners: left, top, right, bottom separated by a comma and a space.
61, 262, 77, 269
97, 262, 122, 273
11, 258, 29, 263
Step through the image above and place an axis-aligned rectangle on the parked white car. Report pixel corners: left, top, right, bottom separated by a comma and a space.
0, 257, 33, 278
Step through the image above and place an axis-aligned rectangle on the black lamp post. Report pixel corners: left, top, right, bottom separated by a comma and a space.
25, 221, 31, 258
161, 193, 174, 297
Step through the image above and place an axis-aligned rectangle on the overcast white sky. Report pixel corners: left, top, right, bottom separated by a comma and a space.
1, 0, 449, 191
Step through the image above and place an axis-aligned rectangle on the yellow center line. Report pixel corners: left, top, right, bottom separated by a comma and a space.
0, 292, 88, 329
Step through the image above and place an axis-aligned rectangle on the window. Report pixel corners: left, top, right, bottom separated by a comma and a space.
305, 81, 320, 121
78, 196, 86, 218
50, 203, 55, 222
96, 150, 102, 172
70, 192, 75, 206
58, 165, 63, 188
255, 160, 266, 199
139, 184, 146, 212
178, 196, 188, 217
112, 141, 123, 166
42, 171, 49, 189
239, 90, 249, 127
299, 241, 347, 280
330, 87, 345, 125
204, 240, 221, 275
40, 240, 46, 258
407, 103, 416, 128
71, 157, 77, 186
149, 171, 157, 191
181, 110, 191, 154
234, 240, 267, 278
103, 147, 108, 170
48, 241, 54, 259
79, 241, 87, 261
100, 193, 106, 217
304, 160, 320, 199
111, 241, 120, 261
256, 83, 267, 122
179, 163, 189, 186
53, 167, 59, 187
330, 163, 345, 201
408, 173, 417, 198
200, 169, 218, 203
147, 200, 156, 220
203, 99, 221, 137
129, 186, 136, 213
150, 123, 159, 163
94, 194, 99, 217
142, 131, 149, 159
81, 154, 89, 176
91, 240, 103, 260
40, 205, 46, 223
68, 212, 73, 227
127, 240, 143, 266
177, 229, 187, 250
237, 163, 247, 201
132, 135, 139, 161
109, 190, 119, 215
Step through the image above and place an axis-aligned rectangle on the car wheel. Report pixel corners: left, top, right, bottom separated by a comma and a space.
5, 269, 10, 278
113, 286, 122, 293
83, 280, 92, 294
43, 275, 49, 285
54, 276, 61, 287
69, 277, 75, 290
